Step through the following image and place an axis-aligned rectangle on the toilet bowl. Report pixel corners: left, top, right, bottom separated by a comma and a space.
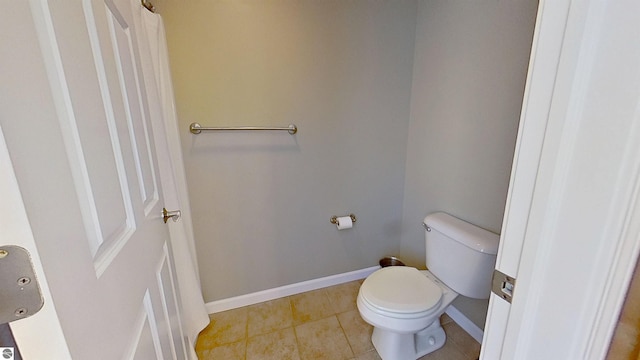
357, 267, 457, 359
357, 212, 499, 360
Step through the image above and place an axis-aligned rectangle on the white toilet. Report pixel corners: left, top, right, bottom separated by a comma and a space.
357, 212, 499, 360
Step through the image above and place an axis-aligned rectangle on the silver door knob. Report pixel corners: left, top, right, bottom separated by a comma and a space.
162, 208, 181, 223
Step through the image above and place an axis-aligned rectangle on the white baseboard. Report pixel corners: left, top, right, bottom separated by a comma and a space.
446, 305, 484, 343
205, 266, 380, 314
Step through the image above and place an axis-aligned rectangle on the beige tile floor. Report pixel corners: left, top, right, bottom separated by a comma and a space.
196, 280, 481, 360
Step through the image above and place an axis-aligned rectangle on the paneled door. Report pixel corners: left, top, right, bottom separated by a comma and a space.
0, 0, 188, 358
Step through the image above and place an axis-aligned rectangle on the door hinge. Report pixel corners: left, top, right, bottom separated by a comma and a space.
0, 246, 44, 323
491, 269, 516, 303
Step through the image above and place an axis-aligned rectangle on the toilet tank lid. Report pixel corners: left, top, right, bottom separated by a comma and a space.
424, 212, 499, 255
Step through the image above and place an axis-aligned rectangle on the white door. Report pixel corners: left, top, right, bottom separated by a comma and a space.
482, 0, 640, 358
0, 0, 188, 359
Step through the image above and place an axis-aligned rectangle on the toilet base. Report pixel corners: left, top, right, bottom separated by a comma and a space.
371, 320, 446, 360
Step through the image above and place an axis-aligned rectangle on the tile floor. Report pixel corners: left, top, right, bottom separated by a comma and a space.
196, 280, 481, 360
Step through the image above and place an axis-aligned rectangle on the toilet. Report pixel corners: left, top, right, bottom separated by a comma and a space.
357, 212, 499, 360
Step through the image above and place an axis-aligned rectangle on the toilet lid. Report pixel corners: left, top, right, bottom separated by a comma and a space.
360, 267, 442, 314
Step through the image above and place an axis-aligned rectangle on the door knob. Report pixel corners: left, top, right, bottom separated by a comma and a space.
162, 208, 181, 223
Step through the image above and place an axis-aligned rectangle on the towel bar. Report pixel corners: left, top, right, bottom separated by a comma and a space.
189, 122, 297, 135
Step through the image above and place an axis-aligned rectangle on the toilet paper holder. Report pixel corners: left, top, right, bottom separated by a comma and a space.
330, 214, 357, 225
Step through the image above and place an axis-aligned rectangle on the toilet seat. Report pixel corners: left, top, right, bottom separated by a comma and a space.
359, 267, 442, 317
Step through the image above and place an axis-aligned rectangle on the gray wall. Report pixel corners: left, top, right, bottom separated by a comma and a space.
156, 0, 537, 329
156, 0, 418, 302
400, 0, 537, 327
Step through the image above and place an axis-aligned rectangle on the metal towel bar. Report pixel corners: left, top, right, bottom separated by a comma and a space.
190, 122, 297, 135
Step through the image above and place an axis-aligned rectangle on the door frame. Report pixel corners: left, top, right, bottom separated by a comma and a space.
482, 0, 640, 358
1, 125, 71, 359
481, 0, 572, 356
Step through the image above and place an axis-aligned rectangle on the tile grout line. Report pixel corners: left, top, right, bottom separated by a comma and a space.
244, 304, 248, 360
325, 286, 359, 359
441, 322, 481, 360
287, 296, 304, 360
335, 312, 357, 359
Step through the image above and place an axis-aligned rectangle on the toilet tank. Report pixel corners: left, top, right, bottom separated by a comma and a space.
424, 212, 499, 299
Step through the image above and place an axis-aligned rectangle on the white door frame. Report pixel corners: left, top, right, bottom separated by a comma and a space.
0, 126, 72, 359
483, 0, 640, 358
481, 0, 572, 356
